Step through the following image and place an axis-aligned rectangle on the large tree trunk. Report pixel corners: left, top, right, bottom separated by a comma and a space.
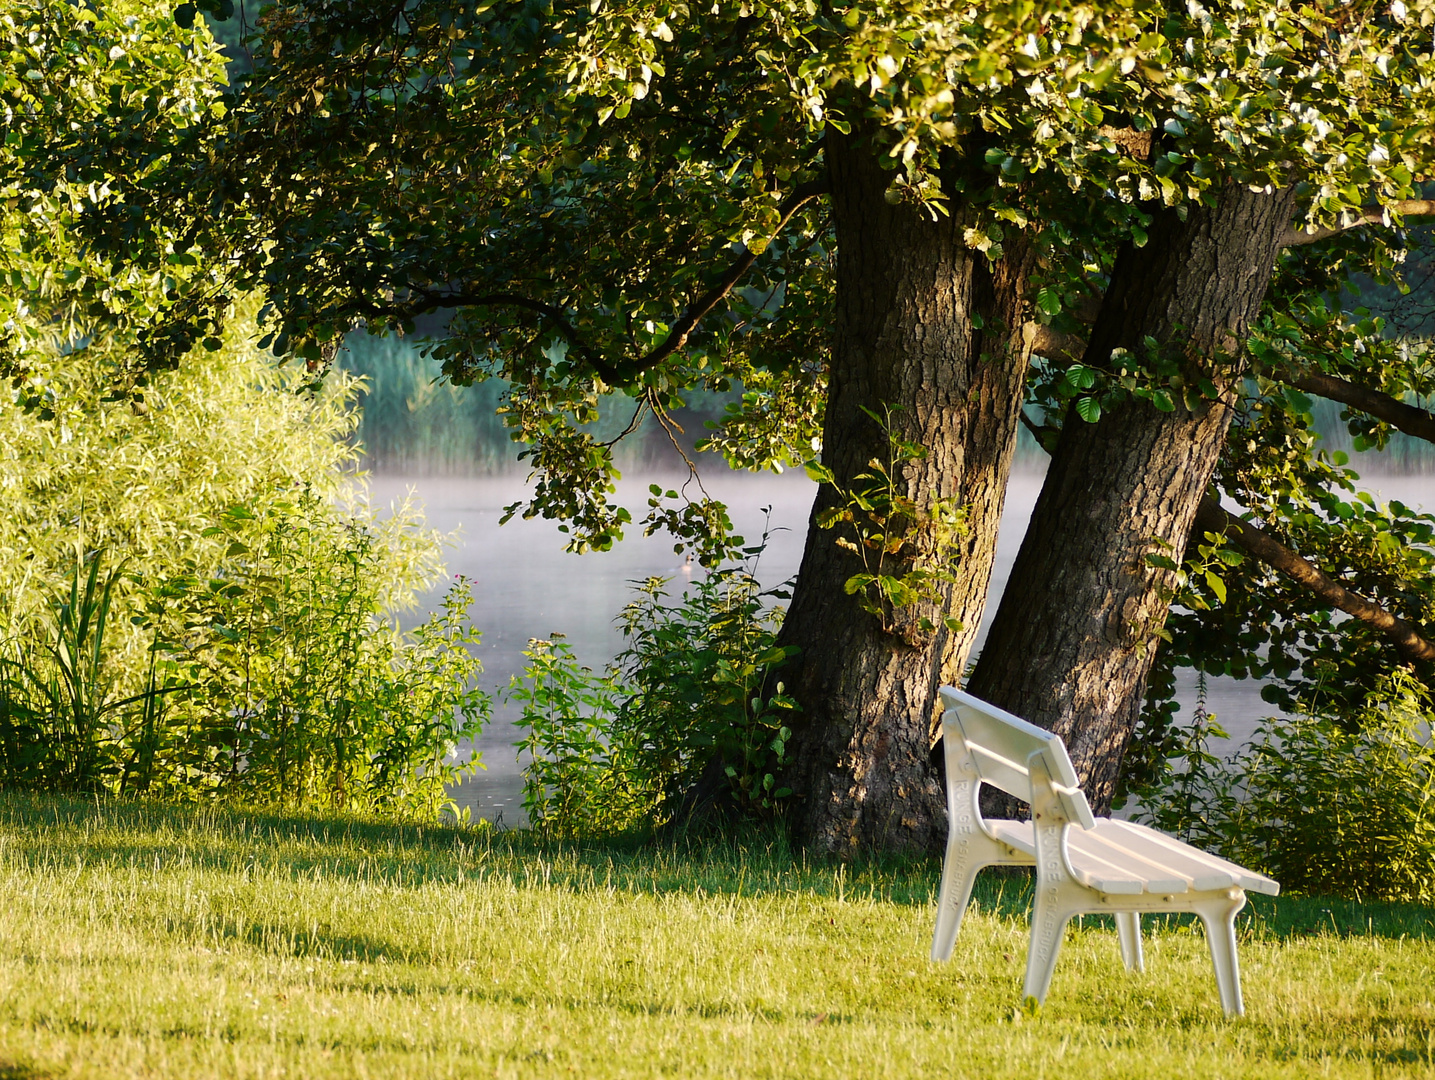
966, 183, 1299, 814
778, 129, 1036, 855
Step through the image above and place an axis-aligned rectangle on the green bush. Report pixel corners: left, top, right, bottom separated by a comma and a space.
510, 561, 798, 838
0, 301, 492, 815
0, 296, 374, 680
0, 531, 491, 815
1130, 671, 1435, 903
508, 636, 645, 837
147, 497, 490, 814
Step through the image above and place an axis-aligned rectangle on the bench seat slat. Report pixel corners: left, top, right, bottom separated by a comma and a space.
1099, 820, 1279, 896
991, 821, 1184, 894
988, 818, 1278, 896
1069, 827, 1210, 893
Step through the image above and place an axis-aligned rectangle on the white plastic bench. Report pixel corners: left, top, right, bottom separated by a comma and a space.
930, 687, 1278, 1016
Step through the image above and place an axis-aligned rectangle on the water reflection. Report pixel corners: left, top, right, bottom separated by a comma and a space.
369, 468, 1434, 825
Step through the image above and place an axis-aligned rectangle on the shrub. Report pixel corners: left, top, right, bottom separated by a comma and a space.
0, 295, 370, 682
1129, 671, 1435, 903
150, 497, 490, 814
0, 300, 492, 815
0, 505, 491, 816
508, 636, 644, 837
510, 560, 798, 838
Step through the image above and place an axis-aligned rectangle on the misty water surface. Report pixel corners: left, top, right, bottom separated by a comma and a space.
369, 468, 1435, 825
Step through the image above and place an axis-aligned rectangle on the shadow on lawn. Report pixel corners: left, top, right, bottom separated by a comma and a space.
3, 793, 1432, 943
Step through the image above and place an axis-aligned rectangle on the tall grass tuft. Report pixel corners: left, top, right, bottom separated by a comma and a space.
0, 551, 152, 791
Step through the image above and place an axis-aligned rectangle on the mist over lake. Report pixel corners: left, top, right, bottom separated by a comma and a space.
369, 466, 1435, 825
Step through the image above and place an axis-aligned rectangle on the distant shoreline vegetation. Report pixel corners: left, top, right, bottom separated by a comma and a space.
339, 331, 736, 476
340, 332, 1435, 477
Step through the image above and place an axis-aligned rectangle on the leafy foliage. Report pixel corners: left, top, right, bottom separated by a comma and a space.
509, 636, 640, 837
0, 297, 419, 679
613, 570, 799, 814
149, 499, 490, 813
1, 0, 231, 384
806, 407, 968, 640
23, 0, 1435, 558
0, 298, 490, 814
1130, 672, 1435, 904
510, 558, 797, 837
0, 553, 148, 792
0, 530, 490, 816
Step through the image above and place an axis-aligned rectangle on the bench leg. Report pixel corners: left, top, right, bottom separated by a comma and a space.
1022, 891, 1075, 1006
1116, 911, 1144, 973
931, 778, 1011, 963
1199, 891, 1248, 1017
930, 850, 983, 962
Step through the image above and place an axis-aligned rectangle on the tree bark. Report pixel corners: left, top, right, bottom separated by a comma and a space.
966, 183, 1299, 815
778, 128, 1036, 855
1278, 368, 1435, 445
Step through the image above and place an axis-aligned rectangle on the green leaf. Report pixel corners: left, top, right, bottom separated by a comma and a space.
1204, 570, 1227, 605
803, 461, 834, 484
1075, 396, 1101, 423
844, 574, 875, 595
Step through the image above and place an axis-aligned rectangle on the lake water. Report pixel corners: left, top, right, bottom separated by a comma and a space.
368, 467, 1435, 825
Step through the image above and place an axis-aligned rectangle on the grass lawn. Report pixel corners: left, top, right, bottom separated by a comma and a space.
1, 795, 1433, 1078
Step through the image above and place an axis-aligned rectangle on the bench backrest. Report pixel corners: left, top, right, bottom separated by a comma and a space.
938, 687, 1097, 829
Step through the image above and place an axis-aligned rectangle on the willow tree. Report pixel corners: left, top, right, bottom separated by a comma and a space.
12, 0, 1435, 848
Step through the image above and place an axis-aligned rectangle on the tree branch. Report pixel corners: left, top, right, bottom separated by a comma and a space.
1275, 367, 1435, 444
1192, 496, 1435, 663
629, 178, 829, 376
403, 288, 615, 376
1019, 390, 1435, 662
395, 179, 829, 385
1018, 406, 1059, 453
1280, 200, 1435, 248
1027, 319, 1435, 449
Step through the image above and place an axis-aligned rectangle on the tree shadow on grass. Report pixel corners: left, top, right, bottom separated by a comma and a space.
4, 793, 1433, 940
0, 792, 947, 902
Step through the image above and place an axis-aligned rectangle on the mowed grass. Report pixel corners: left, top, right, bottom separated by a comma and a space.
1, 796, 1433, 1078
